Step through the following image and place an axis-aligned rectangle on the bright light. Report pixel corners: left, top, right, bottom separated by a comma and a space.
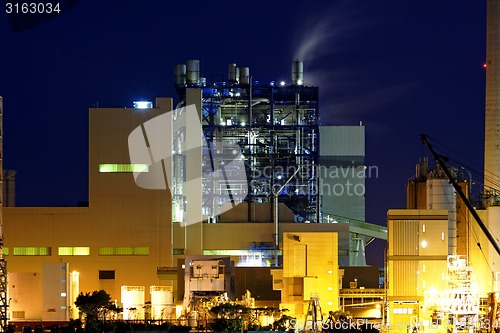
327, 270, 333, 274
240, 121, 246, 126
297, 80, 303, 85
328, 287, 333, 291
421, 240, 427, 248
61, 292, 67, 297
280, 81, 285, 86
133, 101, 153, 109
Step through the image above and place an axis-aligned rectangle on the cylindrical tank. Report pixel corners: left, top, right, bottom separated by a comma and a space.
186, 59, 200, 86
291, 60, 304, 85
150, 286, 173, 320
174, 64, 186, 88
228, 63, 239, 83
121, 286, 145, 320
426, 178, 456, 254
239, 67, 250, 85
188, 311, 198, 328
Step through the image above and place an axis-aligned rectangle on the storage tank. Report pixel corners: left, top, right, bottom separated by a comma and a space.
121, 286, 145, 320
150, 286, 173, 320
188, 311, 198, 328
186, 59, 200, 86
426, 178, 457, 254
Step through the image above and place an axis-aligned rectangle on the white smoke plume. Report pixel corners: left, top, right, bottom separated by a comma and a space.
292, 0, 415, 126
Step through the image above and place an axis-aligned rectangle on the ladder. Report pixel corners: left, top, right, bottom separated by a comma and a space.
304, 296, 323, 332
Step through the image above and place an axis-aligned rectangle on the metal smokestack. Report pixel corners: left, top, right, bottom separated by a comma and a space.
228, 63, 239, 83
174, 64, 186, 88
186, 59, 200, 86
239, 67, 250, 85
485, 0, 500, 191
291, 60, 304, 86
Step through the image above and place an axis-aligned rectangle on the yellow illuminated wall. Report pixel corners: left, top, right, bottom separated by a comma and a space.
387, 209, 448, 330
276, 232, 339, 319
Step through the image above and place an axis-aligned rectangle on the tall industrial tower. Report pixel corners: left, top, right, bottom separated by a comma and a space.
485, 0, 500, 192
0, 97, 7, 331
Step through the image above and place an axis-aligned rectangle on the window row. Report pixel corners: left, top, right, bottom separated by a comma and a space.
1, 246, 150, 256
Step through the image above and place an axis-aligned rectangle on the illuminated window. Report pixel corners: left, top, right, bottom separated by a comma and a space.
13, 247, 51, 256
2, 248, 8, 256
133, 101, 153, 109
173, 248, 185, 255
98, 247, 149, 256
98, 164, 149, 173
99, 247, 114, 255
115, 247, 134, 255
58, 247, 90, 256
134, 247, 149, 255
423, 224, 426, 232
442, 232, 445, 241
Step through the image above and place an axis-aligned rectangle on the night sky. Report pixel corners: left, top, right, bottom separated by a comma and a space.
0, 1, 488, 267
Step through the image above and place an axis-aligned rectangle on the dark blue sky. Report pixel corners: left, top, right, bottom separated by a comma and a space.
0, 1, 488, 267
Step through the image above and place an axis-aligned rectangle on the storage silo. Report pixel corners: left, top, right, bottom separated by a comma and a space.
121, 286, 145, 320
150, 286, 173, 320
426, 178, 457, 254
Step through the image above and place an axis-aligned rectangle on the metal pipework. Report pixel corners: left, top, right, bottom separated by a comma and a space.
291, 60, 304, 86
274, 166, 302, 266
186, 59, 200, 86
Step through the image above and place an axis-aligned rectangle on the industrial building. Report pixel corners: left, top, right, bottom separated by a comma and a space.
0, 61, 386, 323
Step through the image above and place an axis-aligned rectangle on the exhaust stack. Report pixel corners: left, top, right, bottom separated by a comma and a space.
291, 60, 304, 86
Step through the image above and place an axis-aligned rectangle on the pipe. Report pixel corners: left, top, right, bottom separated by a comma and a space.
274, 166, 302, 266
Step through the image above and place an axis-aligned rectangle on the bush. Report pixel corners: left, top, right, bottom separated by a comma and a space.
211, 318, 243, 332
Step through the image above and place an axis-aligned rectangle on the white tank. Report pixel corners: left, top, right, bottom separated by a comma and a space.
121, 286, 145, 320
426, 178, 457, 254
150, 286, 173, 320
188, 311, 198, 328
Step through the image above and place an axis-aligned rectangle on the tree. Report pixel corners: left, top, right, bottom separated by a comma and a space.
74, 290, 122, 332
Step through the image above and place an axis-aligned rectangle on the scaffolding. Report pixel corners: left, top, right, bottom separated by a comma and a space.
304, 296, 323, 332
175, 60, 320, 224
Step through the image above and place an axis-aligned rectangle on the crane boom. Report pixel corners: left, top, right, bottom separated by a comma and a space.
420, 134, 500, 257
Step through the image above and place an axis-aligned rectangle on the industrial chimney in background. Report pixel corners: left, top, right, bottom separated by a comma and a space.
0, 97, 7, 331
485, 0, 500, 193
